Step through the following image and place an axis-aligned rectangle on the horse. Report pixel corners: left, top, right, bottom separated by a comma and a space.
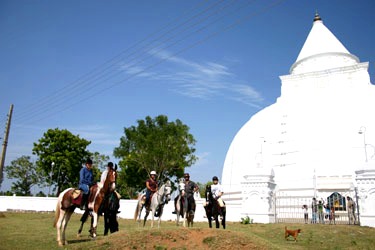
175, 178, 194, 227
204, 185, 226, 229
134, 180, 172, 228
53, 166, 117, 246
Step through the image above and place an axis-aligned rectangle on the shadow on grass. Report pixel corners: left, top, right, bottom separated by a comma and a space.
67, 238, 95, 244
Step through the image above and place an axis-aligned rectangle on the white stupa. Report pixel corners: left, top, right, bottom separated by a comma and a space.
222, 14, 375, 226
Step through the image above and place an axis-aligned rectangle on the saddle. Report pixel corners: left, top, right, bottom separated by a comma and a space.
71, 189, 83, 206
142, 193, 155, 209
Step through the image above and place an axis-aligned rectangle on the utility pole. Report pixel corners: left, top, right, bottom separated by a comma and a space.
0, 104, 14, 186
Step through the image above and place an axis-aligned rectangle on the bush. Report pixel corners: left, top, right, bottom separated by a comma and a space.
240, 216, 253, 224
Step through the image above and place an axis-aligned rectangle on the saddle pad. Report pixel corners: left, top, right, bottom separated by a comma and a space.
72, 189, 81, 199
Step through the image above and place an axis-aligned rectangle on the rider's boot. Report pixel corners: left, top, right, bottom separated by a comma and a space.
172, 198, 177, 214
145, 197, 150, 210
80, 193, 88, 210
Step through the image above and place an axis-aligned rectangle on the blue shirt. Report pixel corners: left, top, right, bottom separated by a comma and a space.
79, 166, 93, 186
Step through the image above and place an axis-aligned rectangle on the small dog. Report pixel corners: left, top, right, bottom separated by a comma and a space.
285, 226, 301, 241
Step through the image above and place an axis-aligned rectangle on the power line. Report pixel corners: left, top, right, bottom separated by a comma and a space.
12, 0, 285, 125
13, 0, 232, 123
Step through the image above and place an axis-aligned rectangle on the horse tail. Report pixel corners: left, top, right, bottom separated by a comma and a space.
134, 199, 140, 221
53, 194, 62, 228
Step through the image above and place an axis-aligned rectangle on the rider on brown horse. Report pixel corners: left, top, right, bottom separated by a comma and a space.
79, 158, 94, 210
145, 171, 158, 208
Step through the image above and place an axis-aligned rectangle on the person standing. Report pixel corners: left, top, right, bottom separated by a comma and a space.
318, 200, 325, 224
311, 197, 317, 224
145, 171, 158, 208
347, 196, 357, 225
302, 204, 308, 224
79, 158, 94, 210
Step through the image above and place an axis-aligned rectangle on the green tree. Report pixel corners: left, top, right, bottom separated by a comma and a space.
197, 181, 212, 198
5, 156, 40, 196
32, 128, 91, 196
114, 115, 197, 192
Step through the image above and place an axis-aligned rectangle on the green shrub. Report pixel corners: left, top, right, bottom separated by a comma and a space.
240, 215, 253, 224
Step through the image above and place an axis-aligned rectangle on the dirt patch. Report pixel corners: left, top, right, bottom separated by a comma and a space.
94, 228, 268, 250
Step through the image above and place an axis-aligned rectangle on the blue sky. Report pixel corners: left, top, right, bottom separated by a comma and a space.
1, 0, 374, 192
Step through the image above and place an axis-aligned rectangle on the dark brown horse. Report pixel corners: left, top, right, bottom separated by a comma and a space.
54, 166, 117, 246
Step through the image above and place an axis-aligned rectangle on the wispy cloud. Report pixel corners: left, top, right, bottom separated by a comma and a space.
119, 49, 264, 107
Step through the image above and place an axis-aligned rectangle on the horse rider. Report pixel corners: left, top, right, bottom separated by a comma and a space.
211, 176, 225, 219
145, 170, 158, 208
79, 158, 94, 210
172, 173, 199, 214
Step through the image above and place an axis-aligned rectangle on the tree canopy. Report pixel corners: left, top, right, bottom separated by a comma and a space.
5, 156, 39, 196
114, 115, 197, 192
32, 128, 91, 195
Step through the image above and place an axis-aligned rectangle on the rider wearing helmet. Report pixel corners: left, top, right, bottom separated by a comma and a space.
79, 158, 94, 210
211, 176, 225, 219
145, 171, 158, 208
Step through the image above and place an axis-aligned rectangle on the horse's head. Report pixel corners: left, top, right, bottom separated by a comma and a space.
106, 166, 117, 191
178, 179, 186, 196
205, 185, 212, 202
163, 180, 172, 203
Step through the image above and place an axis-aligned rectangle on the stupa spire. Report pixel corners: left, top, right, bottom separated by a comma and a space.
313, 11, 322, 22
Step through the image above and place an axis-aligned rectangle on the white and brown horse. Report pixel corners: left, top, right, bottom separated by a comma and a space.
134, 180, 172, 228
53, 167, 117, 246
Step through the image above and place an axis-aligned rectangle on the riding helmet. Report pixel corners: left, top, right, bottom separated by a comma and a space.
150, 170, 157, 175
212, 176, 218, 181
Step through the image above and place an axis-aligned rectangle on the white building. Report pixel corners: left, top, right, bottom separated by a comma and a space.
222, 13, 375, 227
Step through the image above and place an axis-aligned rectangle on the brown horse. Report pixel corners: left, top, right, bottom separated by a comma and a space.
53, 167, 117, 246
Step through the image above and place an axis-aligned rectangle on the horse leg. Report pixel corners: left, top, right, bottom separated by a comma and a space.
183, 211, 187, 227
77, 209, 90, 237
61, 210, 73, 245
214, 215, 220, 228
143, 210, 149, 227
157, 206, 163, 228
56, 209, 66, 246
138, 205, 143, 226
151, 208, 155, 228
90, 212, 98, 238
208, 217, 212, 228
221, 208, 226, 229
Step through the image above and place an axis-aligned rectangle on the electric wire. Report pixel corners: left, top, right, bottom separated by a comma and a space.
10, 0, 286, 126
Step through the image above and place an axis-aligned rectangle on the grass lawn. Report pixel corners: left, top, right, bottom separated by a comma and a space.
0, 212, 374, 249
